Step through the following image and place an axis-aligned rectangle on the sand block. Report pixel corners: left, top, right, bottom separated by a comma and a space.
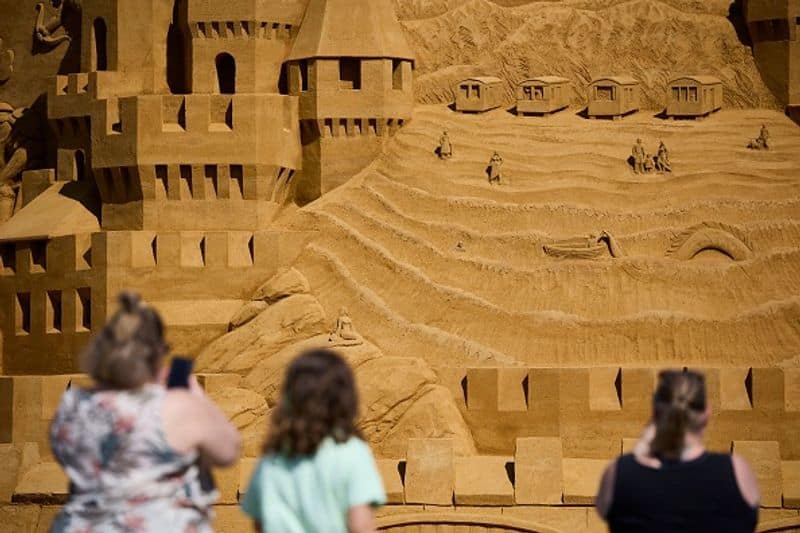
621, 438, 638, 455
785, 369, 800, 411
454, 455, 513, 505
620, 368, 655, 412
719, 368, 752, 411
781, 461, 800, 508
497, 368, 529, 412
213, 461, 240, 505
589, 368, 620, 411
376, 459, 404, 504
197, 373, 242, 392
465, 368, 498, 411
237, 457, 259, 498
732, 440, 782, 508
528, 368, 560, 411
404, 438, 454, 505
0, 504, 43, 533
14, 462, 68, 503
0, 443, 39, 503
212, 505, 252, 532
562, 458, 606, 504
752, 369, 784, 411
514, 437, 563, 504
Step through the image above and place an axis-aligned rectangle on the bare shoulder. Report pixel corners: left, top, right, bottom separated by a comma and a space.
731, 453, 760, 508
595, 458, 618, 519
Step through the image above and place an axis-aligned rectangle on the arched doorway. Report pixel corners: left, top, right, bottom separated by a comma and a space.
215, 53, 236, 94
92, 17, 108, 71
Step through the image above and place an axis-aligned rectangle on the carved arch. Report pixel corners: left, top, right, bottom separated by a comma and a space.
377, 512, 563, 533
666, 222, 753, 261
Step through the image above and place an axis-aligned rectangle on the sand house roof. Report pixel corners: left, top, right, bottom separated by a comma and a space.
287, 0, 415, 62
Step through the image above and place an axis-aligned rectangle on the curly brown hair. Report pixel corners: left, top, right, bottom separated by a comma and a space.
264, 348, 362, 457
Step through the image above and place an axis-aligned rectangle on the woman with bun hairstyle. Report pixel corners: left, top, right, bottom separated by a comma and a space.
50, 292, 240, 532
596, 369, 760, 533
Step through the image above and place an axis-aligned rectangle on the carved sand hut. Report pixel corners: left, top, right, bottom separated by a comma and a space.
666, 75, 723, 119
587, 75, 640, 119
454, 76, 504, 113
516, 77, 571, 116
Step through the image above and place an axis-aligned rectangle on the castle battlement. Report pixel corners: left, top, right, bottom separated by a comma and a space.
89, 94, 301, 170
48, 71, 146, 121
435, 367, 800, 459
189, 21, 295, 41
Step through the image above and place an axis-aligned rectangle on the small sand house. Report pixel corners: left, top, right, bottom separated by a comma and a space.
587, 76, 640, 119
516, 77, 571, 115
455, 77, 504, 113
666, 76, 723, 118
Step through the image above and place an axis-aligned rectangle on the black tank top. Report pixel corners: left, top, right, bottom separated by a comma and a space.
608, 452, 758, 533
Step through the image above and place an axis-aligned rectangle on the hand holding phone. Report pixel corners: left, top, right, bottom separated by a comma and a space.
166, 357, 193, 389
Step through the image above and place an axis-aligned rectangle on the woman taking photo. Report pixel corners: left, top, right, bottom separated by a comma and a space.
596, 369, 760, 533
50, 292, 241, 532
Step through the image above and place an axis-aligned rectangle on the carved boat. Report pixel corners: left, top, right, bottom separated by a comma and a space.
543, 241, 607, 259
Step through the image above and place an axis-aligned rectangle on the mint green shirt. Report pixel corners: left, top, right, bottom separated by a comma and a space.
241, 437, 386, 532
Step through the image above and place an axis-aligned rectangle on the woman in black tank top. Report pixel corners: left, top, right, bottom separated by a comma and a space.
595, 370, 760, 533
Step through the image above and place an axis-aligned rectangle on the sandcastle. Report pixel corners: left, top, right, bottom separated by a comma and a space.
1, 1, 800, 532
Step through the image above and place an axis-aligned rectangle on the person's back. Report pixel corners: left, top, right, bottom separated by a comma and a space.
243, 437, 384, 533
596, 370, 759, 533
52, 385, 215, 531
608, 452, 757, 533
242, 348, 385, 533
50, 292, 241, 532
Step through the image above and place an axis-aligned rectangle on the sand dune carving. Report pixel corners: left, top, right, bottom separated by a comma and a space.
666, 222, 754, 261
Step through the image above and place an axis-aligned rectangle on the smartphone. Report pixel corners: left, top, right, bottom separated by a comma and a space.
166, 357, 193, 389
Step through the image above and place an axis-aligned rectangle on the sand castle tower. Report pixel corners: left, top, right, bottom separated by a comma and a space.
744, 0, 800, 110
0, 0, 306, 373
283, 0, 415, 204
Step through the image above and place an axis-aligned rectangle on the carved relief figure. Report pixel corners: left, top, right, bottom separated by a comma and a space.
0, 105, 45, 222
328, 307, 363, 347
34, 0, 76, 48
655, 141, 671, 172
631, 138, 646, 174
748, 124, 770, 150
0, 38, 14, 84
438, 130, 452, 159
487, 151, 503, 184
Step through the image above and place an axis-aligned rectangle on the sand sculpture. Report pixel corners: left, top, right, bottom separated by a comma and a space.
1, 1, 800, 532
0, 39, 13, 85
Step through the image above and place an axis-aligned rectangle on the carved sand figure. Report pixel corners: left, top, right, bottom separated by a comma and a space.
328, 306, 363, 347
487, 151, 503, 184
631, 138, 646, 174
33, 0, 73, 48
543, 230, 626, 259
655, 141, 671, 172
644, 153, 655, 173
438, 130, 452, 159
0, 38, 14, 84
0, 105, 45, 221
748, 124, 770, 150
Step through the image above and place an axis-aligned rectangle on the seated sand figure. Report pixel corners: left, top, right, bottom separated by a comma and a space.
544, 230, 626, 259
487, 151, 503, 184
438, 130, 453, 159
655, 141, 671, 172
328, 307, 363, 347
631, 138, 646, 174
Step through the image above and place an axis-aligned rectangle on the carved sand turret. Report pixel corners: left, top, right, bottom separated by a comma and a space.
284, 0, 415, 204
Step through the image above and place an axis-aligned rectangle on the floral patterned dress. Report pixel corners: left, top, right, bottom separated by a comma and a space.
49, 384, 217, 532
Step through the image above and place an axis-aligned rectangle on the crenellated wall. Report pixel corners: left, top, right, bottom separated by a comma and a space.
435, 367, 800, 460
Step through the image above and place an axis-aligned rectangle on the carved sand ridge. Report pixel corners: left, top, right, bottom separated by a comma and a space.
279, 105, 800, 368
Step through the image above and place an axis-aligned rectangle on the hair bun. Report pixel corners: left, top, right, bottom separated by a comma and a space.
118, 291, 142, 313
